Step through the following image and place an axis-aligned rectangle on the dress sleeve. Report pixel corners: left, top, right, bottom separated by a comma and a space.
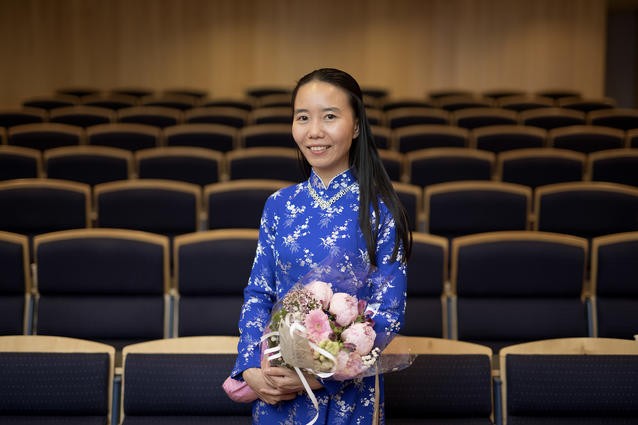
231, 195, 279, 380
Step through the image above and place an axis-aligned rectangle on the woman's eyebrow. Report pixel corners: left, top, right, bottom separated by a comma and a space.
294, 107, 342, 114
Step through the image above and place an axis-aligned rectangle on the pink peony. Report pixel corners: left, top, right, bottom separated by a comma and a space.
304, 309, 332, 343
305, 280, 333, 309
341, 323, 376, 355
328, 293, 359, 326
333, 350, 365, 380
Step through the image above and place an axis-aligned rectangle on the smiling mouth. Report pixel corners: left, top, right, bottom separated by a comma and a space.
309, 146, 330, 152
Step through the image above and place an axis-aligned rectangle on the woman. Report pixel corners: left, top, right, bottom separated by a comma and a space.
231, 68, 411, 424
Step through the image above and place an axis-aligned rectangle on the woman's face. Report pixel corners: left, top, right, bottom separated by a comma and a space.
292, 80, 359, 185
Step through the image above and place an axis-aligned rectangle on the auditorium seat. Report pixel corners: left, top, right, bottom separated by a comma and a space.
402, 233, 449, 338
82, 93, 138, 111
0, 231, 31, 335
240, 123, 296, 148
163, 88, 209, 102
44, 145, 133, 186
384, 336, 494, 424
381, 98, 435, 112
0, 107, 47, 129
451, 231, 589, 352
392, 182, 422, 231
520, 107, 586, 130
56, 87, 101, 98
588, 148, 638, 187
173, 229, 257, 337
184, 107, 249, 129
140, 94, 197, 111
496, 148, 585, 189
589, 108, 638, 131
33, 229, 170, 356
394, 124, 469, 153
200, 98, 253, 112
250, 106, 292, 124
436, 95, 494, 112
548, 125, 625, 154
227, 147, 302, 182
471, 125, 547, 153
453, 107, 518, 130
164, 123, 238, 152
87, 123, 161, 152
371, 125, 392, 150
627, 129, 638, 148
0, 145, 42, 180
255, 92, 291, 108
120, 336, 252, 424
110, 87, 154, 100
497, 94, 554, 112
117, 106, 182, 129
49, 105, 114, 128
557, 96, 616, 112
22, 94, 79, 111
0, 335, 115, 425
8, 123, 84, 151
535, 88, 581, 100
499, 337, 638, 425
386, 107, 450, 129
590, 231, 638, 339
136, 146, 223, 186
378, 149, 403, 182
405, 147, 494, 188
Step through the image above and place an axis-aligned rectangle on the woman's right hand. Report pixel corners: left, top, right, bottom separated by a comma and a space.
242, 367, 298, 405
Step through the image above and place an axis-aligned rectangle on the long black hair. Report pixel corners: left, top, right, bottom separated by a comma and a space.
291, 68, 412, 266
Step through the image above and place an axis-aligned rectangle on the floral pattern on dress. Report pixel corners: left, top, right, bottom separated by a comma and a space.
232, 168, 407, 424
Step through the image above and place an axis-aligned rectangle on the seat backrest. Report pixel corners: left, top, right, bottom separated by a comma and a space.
33, 229, 170, 345
0, 335, 114, 423
496, 148, 586, 189
403, 233, 449, 337
378, 149, 403, 182
406, 147, 495, 188
394, 124, 469, 153
49, 105, 114, 128
500, 337, 638, 424
184, 107, 249, 129
386, 107, 450, 129
425, 181, 531, 240
87, 123, 161, 151
383, 336, 493, 422
0, 145, 42, 180
117, 106, 183, 129
520, 107, 586, 130
227, 147, 302, 182
240, 123, 296, 148
548, 125, 625, 154
44, 145, 133, 186
497, 94, 555, 112
0, 108, 47, 128
164, 122, 239, 151
451, 231, 588, 347
589, 108, 638, 131
590, 231, 638, 338
120, 336, 252, 422
0, 231, 31, 335
205, 179, 291, 229
471, 125, 547, 153
534, 182, 638, 240
136, 146, 223, 186
95, 179, 202, 236
8, 123, 84, 151
173, 229, 257, 336
588, 148, 638, 187
453, 107, 519, 130
392, 182, 423, 231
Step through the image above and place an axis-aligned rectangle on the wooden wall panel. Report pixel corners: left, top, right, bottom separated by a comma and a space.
0, 0, 606, 107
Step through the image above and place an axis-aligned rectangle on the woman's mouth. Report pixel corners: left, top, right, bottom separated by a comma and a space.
309, 146, 330, 152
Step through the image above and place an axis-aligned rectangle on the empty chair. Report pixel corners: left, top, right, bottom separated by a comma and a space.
394, 124, 469, 153
499, 337, 638, 425
164, 123, 238, 152
535, 88, 581, 100
381, 98, 435, 111
497, 94, 555, 112
436, 95, 494, 112
256, 92, 291, 108
497, 148, 585, 189
378, 149, 403, 182
250, 106, 292, 125
588, 148, 638, 187
402, 233, 449, 338
0, 108, 47, 129
140, 94, 197, 111
627, 129, 638, 148
95, 180, 202, 238
205, 179, 290, 229
482, 89, 526, 100
558, 96, 616, 112
117, 106, 182, 129
472, 125, 547, 153
136, 146, 223, 186
453, 107, 518, 130
87, 123, 160, 151
227, 147, 303, 182
173, 230, 257, 336
56, 87, 101, 98
371, 125, 392, 150
184, 107, 249, 128
240, 123, 295, 148
0, 179, 90, 239
110, 87, 154, 100
44, 145, 132, 186
383, 336, 494, 424
120, 336, 252, 424
82, 93, 138, 111
22, 94, 78, 111
535, 182, 638, 241
520, 107, 586, 130
0, 145, 42, 180
425, 181, 531, 240
451, 231, 589, 351
590, 231, 638, 338
8, 123, 83, 151
0, 231, 31, 335
589, 108, 638, 131
163, 88, 208, 101
386, 107, 450, 129
365, 108, 384, 126
200, 98, 253, 112
392, 182, 423, 231
428, 89, 475, 100
548, 125, 625, 154
0, 335, 115, 424
246, 87, 291, 99
405, 147, 495, 188
49, 106, 114, 128
33, 229, 170, 354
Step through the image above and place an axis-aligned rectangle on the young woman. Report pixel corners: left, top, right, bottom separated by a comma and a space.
231, 68, 411, 424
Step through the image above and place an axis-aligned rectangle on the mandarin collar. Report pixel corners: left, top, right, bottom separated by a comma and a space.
309, 168, 356, 192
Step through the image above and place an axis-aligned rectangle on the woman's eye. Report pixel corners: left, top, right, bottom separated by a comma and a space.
325, 113, 336, 120
296, 115, 308, 122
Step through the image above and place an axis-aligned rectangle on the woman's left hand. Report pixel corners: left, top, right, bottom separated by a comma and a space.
261, 364, 323, 394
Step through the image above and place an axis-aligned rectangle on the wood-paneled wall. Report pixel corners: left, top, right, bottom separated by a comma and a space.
0, 0, 606, 107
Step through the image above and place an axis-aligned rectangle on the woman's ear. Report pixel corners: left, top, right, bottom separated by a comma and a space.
353, 120, 360, 138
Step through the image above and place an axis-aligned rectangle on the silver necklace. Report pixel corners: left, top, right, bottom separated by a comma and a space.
307, 181, 356, 210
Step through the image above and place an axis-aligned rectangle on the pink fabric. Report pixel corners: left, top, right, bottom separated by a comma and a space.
222, 376, 258, 403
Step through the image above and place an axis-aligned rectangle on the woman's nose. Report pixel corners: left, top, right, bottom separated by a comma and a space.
308, 120, 323, 138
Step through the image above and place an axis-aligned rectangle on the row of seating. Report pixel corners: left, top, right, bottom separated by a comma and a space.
2, 228, 636, 351
1, 334, 637, 425
2, 176, 637, 237
3, 103, 638, 132
2, 144, 638, 189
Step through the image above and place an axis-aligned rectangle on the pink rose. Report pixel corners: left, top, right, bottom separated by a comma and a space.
328, 293, 359, 326
304, 309, 332, 343
333, 350, 365, 380
305, 280, 333, 309
341, 323, 376, 355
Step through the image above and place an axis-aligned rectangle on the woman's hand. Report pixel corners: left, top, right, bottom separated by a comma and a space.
242, 367, 298, 405
261, 364, 323, 393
